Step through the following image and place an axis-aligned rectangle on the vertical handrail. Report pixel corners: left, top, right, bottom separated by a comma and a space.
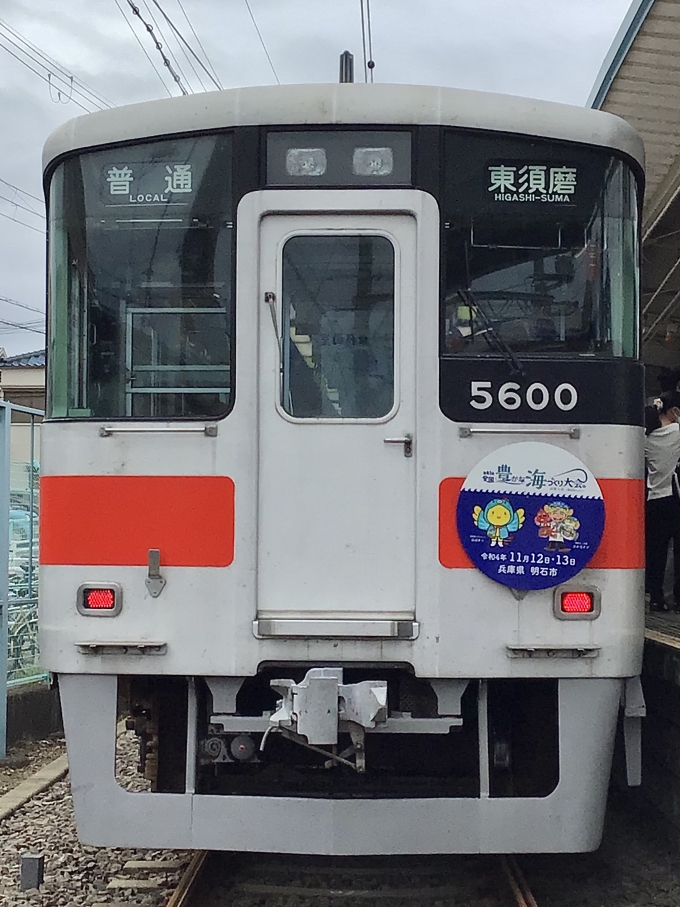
185, 678, 197, 794
0, 404, 11, 759
478, 680, 490, 799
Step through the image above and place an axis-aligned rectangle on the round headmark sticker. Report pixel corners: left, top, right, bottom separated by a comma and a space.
456, 442, 605, 591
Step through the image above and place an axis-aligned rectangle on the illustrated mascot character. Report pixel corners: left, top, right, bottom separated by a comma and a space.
473, 499, 525, 547
534, 501, 580, 551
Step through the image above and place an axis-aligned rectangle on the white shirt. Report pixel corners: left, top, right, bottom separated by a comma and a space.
645, 422, 680, 500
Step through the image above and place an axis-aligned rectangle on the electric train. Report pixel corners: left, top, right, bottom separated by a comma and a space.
39, 82, 646, 854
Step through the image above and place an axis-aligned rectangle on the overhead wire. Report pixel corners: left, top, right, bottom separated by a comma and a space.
0, 297, 45, 337
0, 210, 45, 235
0, 37, 94, 113
0, 318, 44, 327
175, 0, 222, 88
0, 296, 44, 316
243, 0, 280, 85
0, 195, 45, 220
0, 18, 112, 110
114, 0, 173, 96
123, 0, 189, 95
140, 0, 192, 91
0, 17, 113, 106
150, 0, 206, 91
152, 0, 222, 91
155, 6, 208, 92
0, 316, 44, 335
0, 178, 43, 208
0, 179, 44, 220
365, 0, 375, 82
359, 0, 368, 82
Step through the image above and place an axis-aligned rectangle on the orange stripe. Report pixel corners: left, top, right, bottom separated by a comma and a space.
439, 476, 644, 570
40, 475, 235, 567
439, 477, 474, 568
588, 477, 645, 569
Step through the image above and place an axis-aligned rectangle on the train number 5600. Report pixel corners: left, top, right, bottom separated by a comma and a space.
469, 381, 578, 412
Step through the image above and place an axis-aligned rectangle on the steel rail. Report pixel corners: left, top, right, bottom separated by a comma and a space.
166, 851, 208, 907
500, 855, 539, 907
186, 854, 538, 907
236, 881, 482, 899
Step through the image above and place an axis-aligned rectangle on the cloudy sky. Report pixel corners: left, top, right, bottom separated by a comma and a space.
0, 0, 632, 356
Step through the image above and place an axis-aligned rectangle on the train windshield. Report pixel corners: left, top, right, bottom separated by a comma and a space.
442, 132, 640, 358
47, 134, 234, 419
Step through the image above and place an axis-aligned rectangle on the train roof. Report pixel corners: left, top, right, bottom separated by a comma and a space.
42, 83, 645, 174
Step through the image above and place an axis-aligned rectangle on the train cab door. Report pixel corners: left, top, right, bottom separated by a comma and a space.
256, 212, 417, 634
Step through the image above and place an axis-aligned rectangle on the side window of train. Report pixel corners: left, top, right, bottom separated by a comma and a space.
47, 134, 235, 419
280, 234, 395, 419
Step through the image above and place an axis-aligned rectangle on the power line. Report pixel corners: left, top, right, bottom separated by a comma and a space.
243, 0, 280, 85
0, 36, 100, 112
0, 210, 44, 235
0, 18, 114, 107
114, 0, 173, 97
0, 195, 45, 219
0, 18, 113, 110
0, 317, 44, 335
360, 0, 367, 81
152, 0, 222, 91
0, 18, 113, 107
176, 0, 222, 88
0, 36, 94, 113
141, 0, 192, 91
0, 296, 44, 316
359, 0, 375, 83
123, 0, 189, 95
150, 0, 207, 91
365, 0, 375, 83
0, 178, 43, 207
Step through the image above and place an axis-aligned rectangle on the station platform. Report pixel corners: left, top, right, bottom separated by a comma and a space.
646, 609, 680, 646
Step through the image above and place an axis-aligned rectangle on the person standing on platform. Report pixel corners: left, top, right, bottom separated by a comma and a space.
645, 391, 680, 612
657, 368, 680, 395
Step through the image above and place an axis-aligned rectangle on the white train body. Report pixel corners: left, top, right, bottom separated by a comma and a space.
39, 84, 646, 854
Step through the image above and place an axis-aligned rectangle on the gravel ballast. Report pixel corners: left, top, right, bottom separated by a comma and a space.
0, 731, 192, 906
0, 737, 66, 797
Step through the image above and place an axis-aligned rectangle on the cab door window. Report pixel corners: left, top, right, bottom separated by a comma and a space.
281, 234, 395, 419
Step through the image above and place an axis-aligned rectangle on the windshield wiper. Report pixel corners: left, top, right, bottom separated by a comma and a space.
457, 288, 524, 376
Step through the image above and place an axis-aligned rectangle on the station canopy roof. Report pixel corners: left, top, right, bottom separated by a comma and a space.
589, 0, 680, 373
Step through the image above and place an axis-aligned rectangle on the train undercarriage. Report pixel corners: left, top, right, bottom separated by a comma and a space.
122, 668, 561, 799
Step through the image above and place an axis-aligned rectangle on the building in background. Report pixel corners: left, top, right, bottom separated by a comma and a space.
0, 349, 45, 411
589, 0, 680, 390
0, 350, 45, 499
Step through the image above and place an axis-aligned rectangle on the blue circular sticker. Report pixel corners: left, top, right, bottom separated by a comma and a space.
456, 442, 605, 591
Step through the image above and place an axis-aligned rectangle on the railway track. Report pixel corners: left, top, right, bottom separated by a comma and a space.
173, 850, 539, 907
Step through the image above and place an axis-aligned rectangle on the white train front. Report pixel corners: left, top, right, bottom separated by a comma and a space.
39, 83, 646, 854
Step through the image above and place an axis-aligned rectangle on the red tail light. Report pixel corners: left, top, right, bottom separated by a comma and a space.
561, 591, 594, 614
83, 588, 116, 610
77, 583, 122, 616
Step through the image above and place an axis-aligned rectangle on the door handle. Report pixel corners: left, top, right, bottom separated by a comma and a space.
383, 433, 413, 457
